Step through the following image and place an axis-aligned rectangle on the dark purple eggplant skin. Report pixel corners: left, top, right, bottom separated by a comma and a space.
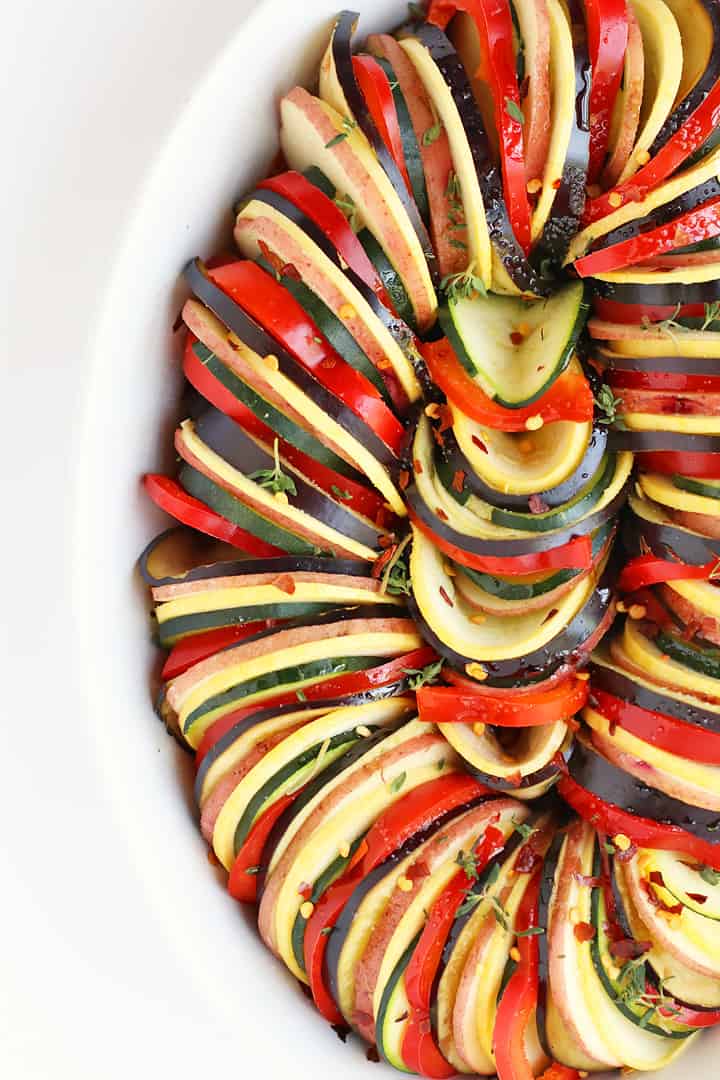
462, 754, 567, 793
530, 0, 591, 276
331, 11, 439, 284
608, 429, 720, 454
188, 403, 382, 549
407, 551, 617, 684
597, 350, 720, 375
621, 506, 720, 565
648, 0, 720, 157
406, 469, 630, 556
402, 22, 552, 297
594, 275, 720, 307
184, 258, 398, 468
590, 176, 720, 252
536, 828, 569, 1058
247, 183, 421, 366
565, 738, 720, 839
589, 660, 720, 733
438, 425, 608, 511
138, 526, 374, 589
323, 793, 498, 1014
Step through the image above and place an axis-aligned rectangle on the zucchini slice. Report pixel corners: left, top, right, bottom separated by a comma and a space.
616, 615, 720, 702
640, 471, 720, 515
642, 849, 720, 922
439, 282, 587, 407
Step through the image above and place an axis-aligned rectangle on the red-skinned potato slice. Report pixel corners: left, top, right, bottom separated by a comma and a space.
366, 33, 468, 279
509, 0, 552, 186
600, 4, 645, 189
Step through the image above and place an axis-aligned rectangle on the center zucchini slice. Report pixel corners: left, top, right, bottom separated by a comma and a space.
439, 282, 587, 408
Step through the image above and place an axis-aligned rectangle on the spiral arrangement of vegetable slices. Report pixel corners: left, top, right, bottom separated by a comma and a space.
139, 2, 720, 1075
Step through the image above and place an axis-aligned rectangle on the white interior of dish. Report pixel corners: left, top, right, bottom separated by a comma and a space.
68, 1, 720, 1075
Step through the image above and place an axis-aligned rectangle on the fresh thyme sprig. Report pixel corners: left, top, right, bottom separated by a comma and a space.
249, 438, 297, 496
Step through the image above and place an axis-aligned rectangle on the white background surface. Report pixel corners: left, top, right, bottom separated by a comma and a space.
1, 1, 717, 1077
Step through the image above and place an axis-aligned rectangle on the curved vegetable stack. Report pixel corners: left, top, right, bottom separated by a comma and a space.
138, 0, 720, 1075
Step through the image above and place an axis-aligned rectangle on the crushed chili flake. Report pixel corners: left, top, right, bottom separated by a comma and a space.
515, 845, 542, 874
439, 585, 454, 607
409, 860, 431, 882
372, 547, 395, 579
298, 882, 313, 899
510, 330, 525, 345
610, 938, 651, 960
377, 357, 393, 371
432, 426, 446, 448
649, 871, 666, 888
574, 874, 602, 888
399, 469, 410, 491
452, 470, 466, 493
321, 355, 337, 369
541, 607, 559, 624
281, 262, 301, 280
413, 458, 423, 474
528, 493, 549, 514
273, 573, 297, 595
258, 239, 284, 274
686, 892, 708, 904
436, 506, 449, 521
471, 435, 488, 453
552, 178, 562, 190
505, 770, 523, 788
378, 534, 395, 549
573, 921, 596, 942
615, 843, 637, 863
437, 404, 453, 431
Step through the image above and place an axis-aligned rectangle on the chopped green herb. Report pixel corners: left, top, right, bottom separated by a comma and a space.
325, 132, 348, 148
512, 819, 535, 840
245, 865, 262, 876
390, 771, 407, 793
296, 690, 307, 702
249, 437, 297, 495
333, 191, 360, 230
402, 659, 443, 690
320, 926, 334, 936
441, 268, 487, 303
594, 383, 623, 426
331, 485, 352, 501
504, 97, 525, 125
456, 849, 480, 881
422, 119, 443, 146
604, 840, 617, 855
641, 302, 683, 340
408, 1, 426, 19
312, 335, 323, 344
516, 925, 544, 937
380, 533, 412, 597
449, 237, 468, 250
445, 171, 461, 200
437, 758, 446, 771
700, 865, 720, 886
702, 301, 720, 331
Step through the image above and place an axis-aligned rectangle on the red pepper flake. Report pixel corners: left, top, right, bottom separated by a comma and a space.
298, 882, 312, 899
452, 470, 466, 493
438, 404, 453, 432
273, 573, 297, 595
515, 845, 542, 874
687, 892, 708, 904
541, 607, 559, 625
378, 534, 395, 550
505, 770, 523, 788
257, 239, 285, 275
372, 547, 395, 579
439, 585, 454, 607
377, 357, 393, 371
471, 435, 488, 453
321, 355, 337, 369
552, 178, 562, 190
436, 507, 449, 521
510, 330, 525, 345
408, 860, 431, 882
649, 871, 665, 888
610, 937, 652, 959
413, 457, 424, 475
519, 75, 530, 100
280, 262, 301, 281
574, 921, 596, 942
432, 426, 446, 448
574, 874, 602, 888
528, 493, 549, 514
615, 842, 638, 864
399, 469, 410, 491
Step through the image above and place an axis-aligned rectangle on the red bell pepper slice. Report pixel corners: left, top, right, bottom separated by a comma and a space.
583, 0, 629, 184
402, 823, 509, 1077
421, 338, 593, 430
143, 474, 282, 555
575, 197, 720, 277
591, 688, 720, 765
353, 55, 413, 194
608, 368, 720, 393
183, 334, 389, 526
492, 868, 542, 1080
584, 79, 720, 226
161, 623, 268, 680
258, 170, 393, 311
227, 790, 303, 902
617, 554, 717, 592
635, 451, 720, 478
557, 773, 720, 869
591, 297, 706, 325
193, 646, 439, 767
417, 677, 589, 727
408, 505, 594, 574
303, 772, 489, 1025
207, 262, 405, 454
428, 0, 532, 253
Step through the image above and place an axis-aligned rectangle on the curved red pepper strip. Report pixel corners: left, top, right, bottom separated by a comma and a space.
161, 623, 268, 680
402, 824, 509, 1078
227, 790, 302, 902
353, 55, 413, 193
584, 0, 629, 184
617, 554, 717, 592
408, 506, 594, 574
416, 679, 588, 727
608, 369, 720, 393
183, 334, 389, 526
576, 196, 720, 277
634, 451, 720, 478
591, 297, 706, 324
557, 774, 720, 869
303, 772, 489, 1024
143, 474, 282, 556
207, 262, 405, 454
584, 80, 720, 226
493, 868, 542, 1080
427, 0, 532, 253
193, 646, 439, 767
421, 338, 593, 430
258, 170, 393, 310
591, 688, 720, 765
